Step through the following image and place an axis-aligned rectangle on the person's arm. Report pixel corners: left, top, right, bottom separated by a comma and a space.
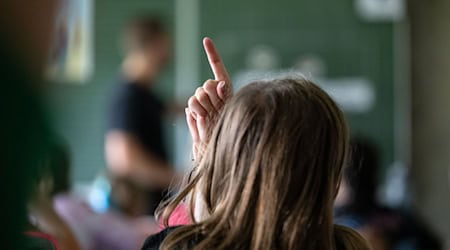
105, 130, 177, 189
29, 191, 81, 250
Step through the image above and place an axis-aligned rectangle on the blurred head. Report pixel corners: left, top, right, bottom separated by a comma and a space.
30, 139, 72, 202
336, 137, 380, 213
122, 16, 170, 80
0, 0, 59, 79
47, 140, 72, 195
160, 78, 368, 249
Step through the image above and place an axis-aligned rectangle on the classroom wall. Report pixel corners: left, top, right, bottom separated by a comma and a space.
47, 0, 397, 184
410, 0, 450, 248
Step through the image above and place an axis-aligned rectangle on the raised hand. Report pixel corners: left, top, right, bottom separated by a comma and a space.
186, 37, 233, 161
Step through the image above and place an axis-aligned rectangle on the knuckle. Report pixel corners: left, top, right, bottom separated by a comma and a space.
195, 87, 203, 95
188, 96, 197, 106
204, 79, 215, 85
197, 109, 207, 116
203, 81, 217, 93
197, 91, 209, 103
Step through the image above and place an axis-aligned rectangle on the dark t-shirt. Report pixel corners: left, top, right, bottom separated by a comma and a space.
141, 226, 193, 250
107, 82, 168, 161
107, 81, 170, 213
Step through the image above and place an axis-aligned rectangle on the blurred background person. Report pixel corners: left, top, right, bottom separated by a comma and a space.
335, 137, 442, 250
105, 15, 176, 217
27, 138, 81, 250
40, 138, 161, 250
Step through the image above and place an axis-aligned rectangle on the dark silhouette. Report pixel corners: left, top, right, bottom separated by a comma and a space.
335, 137, 442, 250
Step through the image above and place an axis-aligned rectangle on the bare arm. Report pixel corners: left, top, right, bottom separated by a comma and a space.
105, 131, 178, 189
29, 194, 81, 250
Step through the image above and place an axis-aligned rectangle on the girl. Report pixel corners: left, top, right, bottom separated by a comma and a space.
142, 38, 370, 250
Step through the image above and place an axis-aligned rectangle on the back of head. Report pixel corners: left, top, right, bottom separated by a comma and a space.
161, 78, 369, 250
343, 137, 380, 213
47, 139, 72, 196
121, 15, 170, 79
122, 15, 166, 53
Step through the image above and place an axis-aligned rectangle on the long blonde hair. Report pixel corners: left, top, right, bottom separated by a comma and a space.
158, 78, 370, 250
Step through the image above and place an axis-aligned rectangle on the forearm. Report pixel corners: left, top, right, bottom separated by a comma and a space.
127, 153, 178, 189
106, 131, 179, 189
30, 204, 81, 250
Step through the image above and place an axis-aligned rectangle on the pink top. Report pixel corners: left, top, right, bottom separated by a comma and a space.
161, 203, 191, 229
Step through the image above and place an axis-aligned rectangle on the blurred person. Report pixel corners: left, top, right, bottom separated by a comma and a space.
0, 0, 60, 249
27, 139, 81, 250
335, 137, 442, 250
142, 38, 370, 250
43, 139, 161, 250
105, 15, 176, 216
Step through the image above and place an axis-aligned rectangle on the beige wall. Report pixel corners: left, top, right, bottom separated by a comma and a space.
410, 0, 450, 249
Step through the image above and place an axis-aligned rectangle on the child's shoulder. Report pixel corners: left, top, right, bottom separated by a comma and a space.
141, 226, 181, 250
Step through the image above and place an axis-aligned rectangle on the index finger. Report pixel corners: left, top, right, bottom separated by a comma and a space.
203, 37, 230, 82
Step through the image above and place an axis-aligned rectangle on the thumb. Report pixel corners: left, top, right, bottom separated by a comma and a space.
217, 81, 232, 101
